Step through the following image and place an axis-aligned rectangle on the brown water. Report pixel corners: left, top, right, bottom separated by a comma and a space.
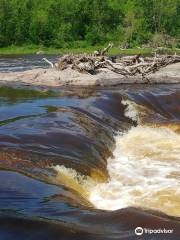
0, 56, 179, 239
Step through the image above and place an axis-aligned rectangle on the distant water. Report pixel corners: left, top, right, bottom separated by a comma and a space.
0, 55, 179, 239
0, 54, 58, 72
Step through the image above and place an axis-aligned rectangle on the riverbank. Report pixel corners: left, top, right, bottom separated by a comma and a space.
0, 45, 179, 56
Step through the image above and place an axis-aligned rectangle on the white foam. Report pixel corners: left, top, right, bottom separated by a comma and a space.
89, 126, 180, 216
122, 99, 142, 122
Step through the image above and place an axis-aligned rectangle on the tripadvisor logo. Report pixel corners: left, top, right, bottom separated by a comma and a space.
135, 227, 143, 236
135, 227, 173, 236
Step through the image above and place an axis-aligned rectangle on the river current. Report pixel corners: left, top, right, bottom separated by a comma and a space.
0, 55, 179, 239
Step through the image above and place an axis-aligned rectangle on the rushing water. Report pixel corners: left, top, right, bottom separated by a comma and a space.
0, 55, 179, 239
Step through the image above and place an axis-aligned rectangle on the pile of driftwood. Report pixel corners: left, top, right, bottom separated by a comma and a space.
43, 44, 180, 81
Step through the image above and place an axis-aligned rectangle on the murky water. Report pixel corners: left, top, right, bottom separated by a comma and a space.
0, 56, 179, 239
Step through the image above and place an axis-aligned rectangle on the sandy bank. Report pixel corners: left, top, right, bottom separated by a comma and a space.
0, 62, 179, 87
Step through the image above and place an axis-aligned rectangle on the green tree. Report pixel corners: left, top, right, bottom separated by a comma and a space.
0, 0, 179, 48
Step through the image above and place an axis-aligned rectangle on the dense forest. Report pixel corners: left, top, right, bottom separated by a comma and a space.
0, 0, 179, 48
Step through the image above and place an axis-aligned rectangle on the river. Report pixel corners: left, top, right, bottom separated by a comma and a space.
0, 55, 179, 240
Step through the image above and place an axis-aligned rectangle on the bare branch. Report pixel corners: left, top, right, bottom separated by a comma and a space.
42, 44, 180, 82
42, 58, 54, 68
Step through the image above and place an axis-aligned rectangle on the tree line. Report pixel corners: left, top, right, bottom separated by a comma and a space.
0, 0, 179, 48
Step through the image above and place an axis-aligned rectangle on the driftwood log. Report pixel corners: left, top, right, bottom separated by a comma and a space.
43, 44, 180, 82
